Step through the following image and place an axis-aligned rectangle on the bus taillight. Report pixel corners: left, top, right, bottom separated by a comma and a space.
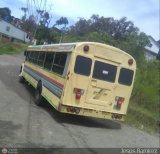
73, 88, 84, 100
115, 96, 125, 109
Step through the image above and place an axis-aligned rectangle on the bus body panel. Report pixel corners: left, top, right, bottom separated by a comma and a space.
22, 67, 61, 110
61, 43, 136, 117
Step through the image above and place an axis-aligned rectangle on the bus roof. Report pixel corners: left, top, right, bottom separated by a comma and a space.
27, 42, 135, 60
28, 43, 77, 52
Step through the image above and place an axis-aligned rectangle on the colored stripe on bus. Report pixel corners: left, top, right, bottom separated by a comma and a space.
23, 66, 63, 98
25, 65, 64, 87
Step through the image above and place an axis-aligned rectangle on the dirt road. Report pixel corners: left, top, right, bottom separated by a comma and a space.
0, 54, 159, 150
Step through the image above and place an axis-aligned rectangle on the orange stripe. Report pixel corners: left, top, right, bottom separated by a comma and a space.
25, 65, 64, 87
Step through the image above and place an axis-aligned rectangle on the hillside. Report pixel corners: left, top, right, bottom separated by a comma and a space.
0, 41, 27, 55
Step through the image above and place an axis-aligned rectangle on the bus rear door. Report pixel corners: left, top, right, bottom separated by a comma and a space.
85, 60, 118, 108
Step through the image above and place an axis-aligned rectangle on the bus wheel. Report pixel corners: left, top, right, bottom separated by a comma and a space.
35, 82, 43, 106
19, 75, 25, 83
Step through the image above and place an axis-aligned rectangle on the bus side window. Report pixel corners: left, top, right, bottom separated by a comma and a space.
52, 52, 67, 75
26, 51, 30, 61
44, 52, 55, 70
38, 52, 46, 67
29, 51, 33, 62
31, 52, 34, 63
32, 51, 39, 64
24, 50, 26, 56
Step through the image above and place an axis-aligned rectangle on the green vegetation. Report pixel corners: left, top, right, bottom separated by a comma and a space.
0, 42, 27, 55
126, 103, 159, 133
126, 60, 159, 133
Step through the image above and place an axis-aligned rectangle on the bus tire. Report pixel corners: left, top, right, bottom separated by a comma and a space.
35, 82, 43, 106
19, 76, 25, 83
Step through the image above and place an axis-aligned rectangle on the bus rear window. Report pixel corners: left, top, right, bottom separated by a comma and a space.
74, 55, 92, 76
118, 68, 134, 86
93, 61, 117, 82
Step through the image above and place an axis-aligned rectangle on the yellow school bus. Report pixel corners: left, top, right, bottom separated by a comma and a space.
19, 42, 136, 121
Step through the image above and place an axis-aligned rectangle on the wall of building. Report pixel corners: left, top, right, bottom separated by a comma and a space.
0, 19, 30, 43
145, 43, 159, 54
144, 36, 159, 61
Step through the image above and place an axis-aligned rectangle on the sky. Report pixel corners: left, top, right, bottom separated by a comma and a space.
0, 0, 159, 40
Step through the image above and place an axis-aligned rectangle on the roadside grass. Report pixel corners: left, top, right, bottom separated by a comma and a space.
0, 41, 27, 55
125, 60, 160, 134
125, 102, 159, 134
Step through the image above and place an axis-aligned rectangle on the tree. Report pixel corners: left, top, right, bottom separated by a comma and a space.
37, 10, 51, 27
21, 15, 37, 34
67, 14, 149, 64
56, 17, 68, 27
21, 7, 28, 21
35, 25, 49, 44
157, 49, 160, 60
69, 15, 140, 40
55, 17, 69, 43
71, 18, 91, 36
0, 7, 11, 21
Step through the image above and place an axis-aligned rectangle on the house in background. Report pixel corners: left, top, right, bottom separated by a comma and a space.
0, 18, 31, 43
144, 36, 159, 61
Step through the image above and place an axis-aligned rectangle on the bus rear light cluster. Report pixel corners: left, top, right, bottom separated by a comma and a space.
73, 88, 85, 100
66, 107, 80, 114
115, 96, 125, 110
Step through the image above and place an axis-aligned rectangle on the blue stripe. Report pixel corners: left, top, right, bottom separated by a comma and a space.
23, 66, 63, 98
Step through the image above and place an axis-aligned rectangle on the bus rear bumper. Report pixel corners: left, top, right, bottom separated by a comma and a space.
58, 104, 125, 121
